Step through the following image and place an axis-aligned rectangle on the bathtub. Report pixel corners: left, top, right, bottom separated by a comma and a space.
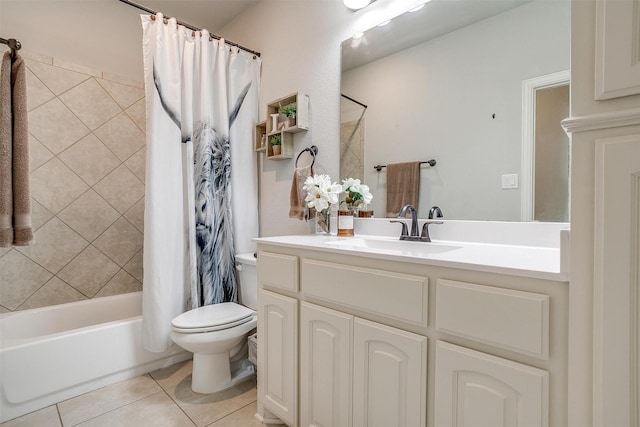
0, 292, 190, 423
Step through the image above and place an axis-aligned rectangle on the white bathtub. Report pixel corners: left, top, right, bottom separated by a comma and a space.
0, 292, 190, 423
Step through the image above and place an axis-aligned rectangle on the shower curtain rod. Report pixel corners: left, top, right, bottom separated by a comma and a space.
341, 93, 368, 109
117, 0, 261, 57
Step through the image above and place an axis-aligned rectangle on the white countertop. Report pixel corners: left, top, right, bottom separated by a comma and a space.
255, 233, 569, 282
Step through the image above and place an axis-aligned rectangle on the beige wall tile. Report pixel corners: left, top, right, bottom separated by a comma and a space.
30, 158, 89, 214
123, 197, 145, 233
16, 217, 88, 274
0, 250, 53, 310
97, 78, 145, 109
125, 98, 146, 133
0, 405, 61, 427
58, 190, 120, 242
26, 59, 90, 96
25, 68, 54, 111
123, 249, 143, 282
28, 98, 90, 154
74, 392, 195, 427
93, 217, 143, 266
58, 134, 121, 186
57, 245, 119, 298
125, 146, 146, 183
94, 112, 145, 162
29, 134, 54, 172
18, 276, 86, 310
60, 79, 121, 130
31, 200, 54, 230
94, 165, 144, 215
95, 269, 141, 298
101, 72, 144, 90
21, 51, 53, 65
53, 58, 102, 78
58, 375, 161, 426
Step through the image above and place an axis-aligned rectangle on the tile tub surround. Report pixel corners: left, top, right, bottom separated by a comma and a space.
0, 50, 146, 312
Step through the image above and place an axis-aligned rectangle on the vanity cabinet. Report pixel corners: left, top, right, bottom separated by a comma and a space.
299, 302, 427, 427
256, 243, 568, 427
434, 341, 548, 427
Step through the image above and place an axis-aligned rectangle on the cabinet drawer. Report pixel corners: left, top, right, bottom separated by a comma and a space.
302, 259, 428, 326
436, 279, 549, 358
258, 251, 299, 292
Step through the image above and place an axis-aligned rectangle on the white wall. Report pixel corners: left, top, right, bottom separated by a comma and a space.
219, 0, 427, 236
341, 0, 569, 220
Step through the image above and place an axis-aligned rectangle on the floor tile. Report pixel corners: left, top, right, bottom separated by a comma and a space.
58, 375, 161, 426
209, 401, 270, 427
0, 405, 61, 426
150, 361, 258, 427
75, 391, 195, 427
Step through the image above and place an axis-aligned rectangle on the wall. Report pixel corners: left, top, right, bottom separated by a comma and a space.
341, 0, 570, 220
219, 0, 427, 236
0, 51, 145, 312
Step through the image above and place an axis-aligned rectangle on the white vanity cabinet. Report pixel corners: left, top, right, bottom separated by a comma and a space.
299, 302, 427, 427
256, 241, 568, 427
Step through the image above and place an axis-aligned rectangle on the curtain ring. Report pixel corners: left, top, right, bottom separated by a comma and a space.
162, 17, 168, 24
151, 15, 156, 21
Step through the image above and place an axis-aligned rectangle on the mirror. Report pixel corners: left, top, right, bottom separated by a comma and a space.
340, 0, 570, 221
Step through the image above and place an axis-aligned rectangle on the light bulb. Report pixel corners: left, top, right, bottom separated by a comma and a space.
343, 0, 372, 11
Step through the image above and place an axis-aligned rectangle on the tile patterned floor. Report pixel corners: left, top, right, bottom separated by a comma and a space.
1, 360, 275, 427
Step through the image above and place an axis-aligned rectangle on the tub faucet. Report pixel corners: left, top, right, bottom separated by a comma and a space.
398, 204, 419, 238
428, 206, 443, 219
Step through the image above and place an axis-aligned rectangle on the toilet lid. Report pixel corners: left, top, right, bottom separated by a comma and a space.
171, 302, 255, 333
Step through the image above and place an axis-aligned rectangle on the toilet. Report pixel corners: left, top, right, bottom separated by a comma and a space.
170, 253, 258, 394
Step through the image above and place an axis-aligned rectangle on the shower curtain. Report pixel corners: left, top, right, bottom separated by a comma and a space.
141, 14, 260, 352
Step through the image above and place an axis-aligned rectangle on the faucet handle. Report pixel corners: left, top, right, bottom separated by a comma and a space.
390, 220, 409, 238
420, 221, 444, 242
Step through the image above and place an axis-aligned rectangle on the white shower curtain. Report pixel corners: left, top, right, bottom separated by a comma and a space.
141, 14, 260, 352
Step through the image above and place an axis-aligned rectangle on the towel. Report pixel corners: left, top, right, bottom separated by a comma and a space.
0, 51, 33, 247
386, 161, 420, 217
289, 164, 314, 220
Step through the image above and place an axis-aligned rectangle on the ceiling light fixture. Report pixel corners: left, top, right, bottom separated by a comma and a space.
343, 0, 372, 11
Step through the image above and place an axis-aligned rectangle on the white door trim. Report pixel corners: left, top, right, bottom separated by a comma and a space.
521, 70, 570, 221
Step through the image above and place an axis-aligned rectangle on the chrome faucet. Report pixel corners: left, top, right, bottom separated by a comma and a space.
398, 204, 419, 237
428, 206, 443, 219
390, 204, 443, 242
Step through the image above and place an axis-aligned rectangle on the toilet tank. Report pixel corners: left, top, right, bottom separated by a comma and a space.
235, 253, 257, 310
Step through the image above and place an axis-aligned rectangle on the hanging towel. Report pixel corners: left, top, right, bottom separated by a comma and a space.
289, 164, 314, 220
0, 51, 33, 247
386, 161, 421, 217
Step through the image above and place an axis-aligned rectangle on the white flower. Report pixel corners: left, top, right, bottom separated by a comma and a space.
360, 184, 373, 204
304, 174, 342, 212
341, 177, 373, 208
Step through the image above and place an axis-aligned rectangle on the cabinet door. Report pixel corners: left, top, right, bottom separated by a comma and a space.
258, 290, 298, 426
300, 302, 352, 427
352, 318, 427, 427
434, 341, 549, 427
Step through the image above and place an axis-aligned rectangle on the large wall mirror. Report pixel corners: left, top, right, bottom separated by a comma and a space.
340, 0, 570, 221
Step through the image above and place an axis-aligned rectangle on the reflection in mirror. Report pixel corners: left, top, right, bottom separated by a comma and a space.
340, 0, 570, 221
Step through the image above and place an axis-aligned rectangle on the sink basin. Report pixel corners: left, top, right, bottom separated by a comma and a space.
324, 237, 461, 256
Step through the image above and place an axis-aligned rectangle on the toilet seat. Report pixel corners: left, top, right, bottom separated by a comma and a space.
172, 302, 256, 334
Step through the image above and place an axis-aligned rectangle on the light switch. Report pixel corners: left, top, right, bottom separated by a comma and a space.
501, 174, 519, 189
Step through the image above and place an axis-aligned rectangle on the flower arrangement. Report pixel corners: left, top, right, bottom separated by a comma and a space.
341, 178, 373, 212
303, 174, 342, 233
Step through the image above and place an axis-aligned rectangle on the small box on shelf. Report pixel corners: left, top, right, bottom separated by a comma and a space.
254, 121, 267, 152
266, 131, 294, 159
266, 92, 310, 134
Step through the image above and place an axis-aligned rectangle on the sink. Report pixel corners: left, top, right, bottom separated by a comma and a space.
324, 237, 461, 256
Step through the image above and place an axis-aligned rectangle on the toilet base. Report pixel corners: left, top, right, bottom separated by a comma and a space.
191, 353, 255, 394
